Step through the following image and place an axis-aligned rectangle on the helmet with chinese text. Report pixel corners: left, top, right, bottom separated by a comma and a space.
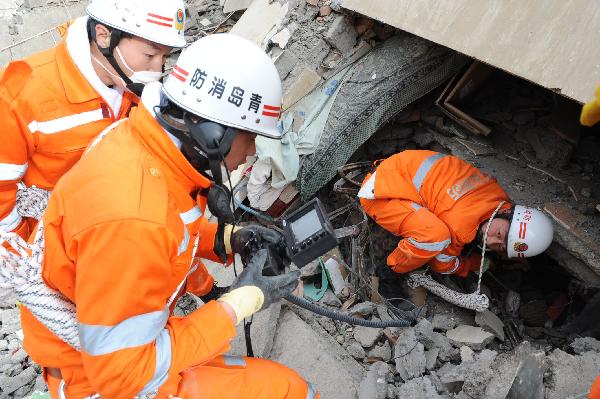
506, 205, 553, 258
162, 33, 283, 139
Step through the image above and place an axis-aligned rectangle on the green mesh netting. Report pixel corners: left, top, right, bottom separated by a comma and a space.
297, 33, 468, 199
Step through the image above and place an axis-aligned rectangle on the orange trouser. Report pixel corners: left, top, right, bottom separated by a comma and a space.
45, 356, 319, 399
178, 356, 319, 399
590, 375, 600, 399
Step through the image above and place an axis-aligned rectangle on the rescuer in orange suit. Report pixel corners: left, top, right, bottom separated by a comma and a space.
0, 0, 187, 240
20, 34, 318, 399
0, 0, 230, 298
358, 150, 554, 277
581, 81, 600, 399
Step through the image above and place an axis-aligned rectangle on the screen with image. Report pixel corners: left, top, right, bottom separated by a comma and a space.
290, 209, 322, 243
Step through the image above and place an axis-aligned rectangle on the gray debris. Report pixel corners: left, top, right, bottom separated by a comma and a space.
525, 126, 572, 168
425, 348, 440, 371
353, 325, 382, 348
320, 290, 343, 307
432, 314, 457, 332
324, 14, 357, 54
505, 290, 521, 317
347, 341, 366, 360
460, 346, 474, 363
0, 366, 37, 395
571, 337, 600, 355
358, 361, 389, 399
414, 318, 435, 347
367, 341, 392, 362
394, 329, 426, 382
271, 308, 364, 399
228, 302, 282, 358
429, 332, 458, 362
350, 301, 377, 317
446, 325, 495, 351
397, 376, 444, 399
475, 309, 505, 342
545, 348, 600, 399
0, 308, 21, 337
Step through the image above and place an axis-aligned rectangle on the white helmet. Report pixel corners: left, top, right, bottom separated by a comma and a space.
507, 205, 554, 258
86, 0, 187, 48
162, 34, 283, 139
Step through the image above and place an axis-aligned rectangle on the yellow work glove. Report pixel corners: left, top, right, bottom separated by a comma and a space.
218, 249, 300, 325
581, 83, 600, 127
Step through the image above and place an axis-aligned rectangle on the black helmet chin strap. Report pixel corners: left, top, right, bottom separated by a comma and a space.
89, 19, 144, 96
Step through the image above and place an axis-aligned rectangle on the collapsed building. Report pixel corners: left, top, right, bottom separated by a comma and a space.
0, 0, 599, 398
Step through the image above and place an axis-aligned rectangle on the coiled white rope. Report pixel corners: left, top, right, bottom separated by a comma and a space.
0, 221, 80, 350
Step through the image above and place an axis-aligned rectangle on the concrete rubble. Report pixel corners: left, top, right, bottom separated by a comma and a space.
446, 325, 495, 351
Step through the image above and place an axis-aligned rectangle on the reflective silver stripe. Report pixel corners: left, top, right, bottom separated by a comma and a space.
79, 307, 169, 356
357, 171, 376, 199
223, 355, 247, 367
435, 253, 456, 263
58, 380, 67, 399
439, 257, 460, 274
407, 237, 450, 252
180, 205, 202, 225
0, 162, 27, 181
0, 206, 22, 231
177, 227, 190, 256
139, 329, 172, 394
411, 202, 422, 211
306, 383, 317, 399
28, 109, 105, 135
412, 153, 446, 192
86, 119, 127, 154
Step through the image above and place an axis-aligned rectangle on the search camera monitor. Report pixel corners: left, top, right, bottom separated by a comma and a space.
282, 198, 338, 268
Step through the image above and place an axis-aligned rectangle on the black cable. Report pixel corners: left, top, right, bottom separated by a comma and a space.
284, 294, 417, 327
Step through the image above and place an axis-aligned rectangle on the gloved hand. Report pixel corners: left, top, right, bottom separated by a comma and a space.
218, 249, 300, 324
231, 225, 290, 274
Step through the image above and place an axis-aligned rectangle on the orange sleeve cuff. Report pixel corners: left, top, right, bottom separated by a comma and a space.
167, 300, 236, 374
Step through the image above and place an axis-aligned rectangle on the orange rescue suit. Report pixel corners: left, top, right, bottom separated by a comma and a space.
20, 105, 315, 399
0, 38, 138, 239
359, 150, 511, 277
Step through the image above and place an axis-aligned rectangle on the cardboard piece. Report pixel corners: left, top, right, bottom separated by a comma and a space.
436, 61, 494, 136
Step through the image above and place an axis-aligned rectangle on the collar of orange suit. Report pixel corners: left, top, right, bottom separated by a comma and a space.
128, 104, 213, 194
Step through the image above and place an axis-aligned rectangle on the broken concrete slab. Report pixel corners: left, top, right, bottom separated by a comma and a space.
484, 342, 547, 399
227, 303, 282, 358
475, 309, 505, 342
0, 308, 21, 337
274, 49, 300, 80
397, 376, 444, 399
223, 0, 254, 13
0, 366, 37, 395
429, 332, 458, 362
353, 325, 382, 348
282, 67, 322, 109
351, 301, 377, 317
347, 341, 366, 360
459, 346, 474, 363
446, 325, 494, 351
324, 14, 357, 54
394, 328, 426, 382
270, 308, 364, 399
230, 0, 289, 48
545, 348, 600, 399
425, 348, 440, 371
414, 318, 434, 347
367, 341, 391, 362
571, 337, 600, 355
431, 314, 457, 332
358, 361, 388, 399
271, 27, 292, 49
437, 349, 497, 394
